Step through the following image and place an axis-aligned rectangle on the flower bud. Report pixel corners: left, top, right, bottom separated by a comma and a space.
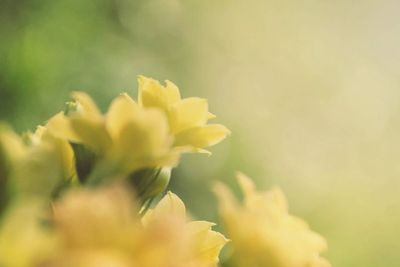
129, 167, 172, 202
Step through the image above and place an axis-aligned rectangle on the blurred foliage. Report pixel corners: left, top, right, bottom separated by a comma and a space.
0, 0, 197, 129
1, 0, 400, 266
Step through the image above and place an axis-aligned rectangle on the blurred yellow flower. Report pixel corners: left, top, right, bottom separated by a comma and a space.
26, 126, 76, 185
0, 125, 25, 208
0, 124, 75, 198
138, 76, 230, 153
0, 124, 25, 164
214, 173, 331, 267
48, 184, 227, 267
0, 201, 57, 267
142, 191, 228, 267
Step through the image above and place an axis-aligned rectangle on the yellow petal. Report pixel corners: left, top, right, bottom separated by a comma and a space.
143, 191, 186, 224
153, 191, 186, 217
263, 187, 289, 213
39, 127, 76, 181
187, 221, 228, 265
110, 109, 175, 172
70, 117, 111, 154
169, 98, 209, 134
164, 80, 181, 104
71, 91, 102, 119
236, 172, 256, 198
214, 175, 331, 267
212, 181, 238, 214
187, 221, 215, 235
0, 124, 26, 161
138, 76, 181, 111
138, 76, 165, 108
46, 112, 81, 143
106, 93, 139, 139
174, 124, 231, 149
28, 126, 46, 145
0, 201, 57, 267
53, 252, 133, 267
198, 230, 228, 264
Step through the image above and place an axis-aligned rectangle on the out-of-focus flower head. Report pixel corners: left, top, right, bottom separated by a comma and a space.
47, 184, 227, 267
0, 125, 25, 213
23, 126, 76, 190
138, 76, 230, 154
0, 200, 57, 267
142, 191, 228, 267
214, 173, 331, 267
0, 124, 75, 201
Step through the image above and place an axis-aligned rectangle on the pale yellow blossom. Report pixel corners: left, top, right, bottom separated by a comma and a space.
47, 92, 179, 182
46, 77, 230, 183
0, 201, 57, 267
0, 124, 75, 198
0, 125, 25, 210
138, 76, 230, 153
214, 173, 331, 267
48, 184, 227, 267
143, 191, 228, 267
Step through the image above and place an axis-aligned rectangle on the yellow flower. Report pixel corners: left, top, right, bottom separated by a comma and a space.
0, 124, 25, 164
46, 76, 230, 184
142, 191, 229, 267
0, 200, 57, 267
48, 184, 227, 267
47, 92, 179, 182
138, 76, 230, 153
0, 125, 25, 211
0, 124, 75, 198
214, 173, 331, 267
26, 126, 76, 185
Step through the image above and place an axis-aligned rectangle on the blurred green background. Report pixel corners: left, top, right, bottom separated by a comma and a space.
1, 0, 400, 265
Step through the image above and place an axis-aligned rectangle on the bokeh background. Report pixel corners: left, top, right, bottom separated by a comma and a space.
1, 0, 400, 265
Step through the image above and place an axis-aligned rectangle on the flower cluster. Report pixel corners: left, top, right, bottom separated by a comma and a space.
0, 76, 331, 267
214, 173, 331, 267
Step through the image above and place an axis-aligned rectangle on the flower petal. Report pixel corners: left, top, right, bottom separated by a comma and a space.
142, 191, 186, 225
138, 76, 165, 108
106, 93, 139, 139
164, 80, 181, 104
71, 91, 102, 119
169, 98, 209, 134
174, 124, 231, 149
110, 109, 175, 172
70, 117, 112, 154
46, 112, 81, 143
